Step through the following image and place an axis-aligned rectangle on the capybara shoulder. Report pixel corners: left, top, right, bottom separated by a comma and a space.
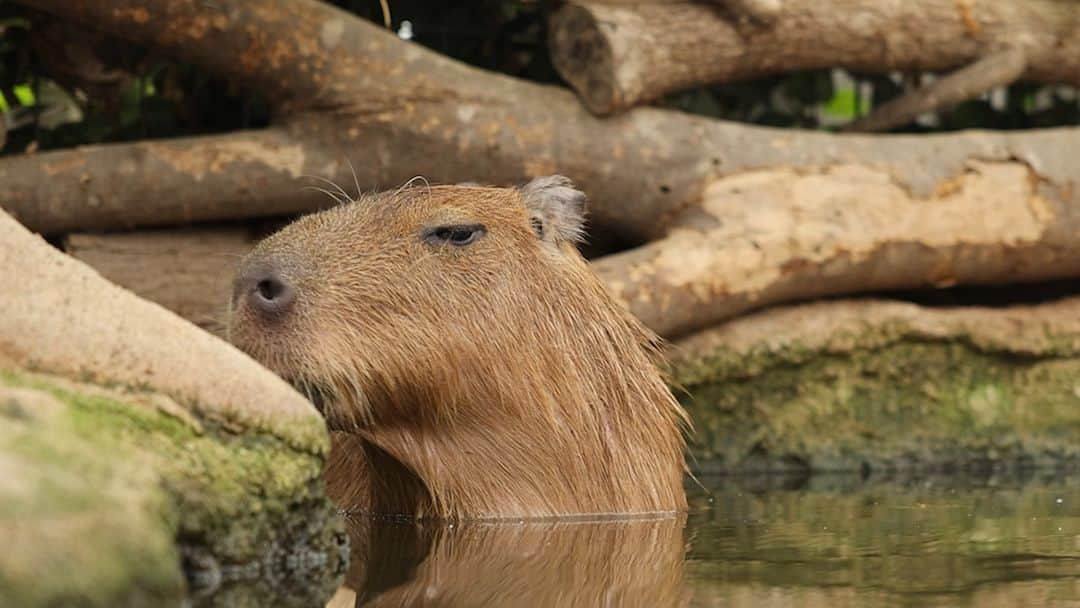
228, 176, 688, 519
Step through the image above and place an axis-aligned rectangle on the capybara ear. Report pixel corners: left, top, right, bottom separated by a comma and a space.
521, 175, 587, 244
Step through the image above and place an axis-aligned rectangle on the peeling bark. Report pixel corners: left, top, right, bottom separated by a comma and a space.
549, 0, 1080, 115
596, 161, 1080, 338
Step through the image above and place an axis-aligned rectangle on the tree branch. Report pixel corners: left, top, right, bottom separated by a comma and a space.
845, 47, 1027, 133
549, 0, 1080, 115
596, 160, 1080, 338
0, 129, 347, 233
0, 208, 323, 450
16, 0, 370, 111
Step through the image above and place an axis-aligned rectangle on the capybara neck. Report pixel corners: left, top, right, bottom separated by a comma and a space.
228, 176, 688, 519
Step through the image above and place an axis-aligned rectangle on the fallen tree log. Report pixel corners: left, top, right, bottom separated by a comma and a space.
548, 0, 1080, 115
669, 297, 1080, 473
595, 160, 1080, 338
4, 0, 1080, 247
65, 226, 263, 332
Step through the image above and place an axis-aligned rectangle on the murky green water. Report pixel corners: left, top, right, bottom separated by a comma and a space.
322, 473, 1079, 607
188, 473, 1078, 606
683, 473, 1080, 607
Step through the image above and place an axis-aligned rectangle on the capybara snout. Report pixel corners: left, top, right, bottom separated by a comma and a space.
232, 258, 296, 319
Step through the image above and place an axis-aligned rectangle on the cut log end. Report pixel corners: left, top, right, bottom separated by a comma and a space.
549, 4, 621, 116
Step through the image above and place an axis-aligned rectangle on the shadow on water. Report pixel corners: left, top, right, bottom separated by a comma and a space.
194, 471, 1080, 606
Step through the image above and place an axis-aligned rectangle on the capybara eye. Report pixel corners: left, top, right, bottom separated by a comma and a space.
424, 224, 486, 247
530, 216, 545, 238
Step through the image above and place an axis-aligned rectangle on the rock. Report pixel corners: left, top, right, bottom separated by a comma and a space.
0, 211, 344, 606
671, 298, 1080, 473
0, 211, 323, 450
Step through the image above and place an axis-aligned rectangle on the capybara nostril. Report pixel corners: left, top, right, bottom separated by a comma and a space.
233, 263, 295, 316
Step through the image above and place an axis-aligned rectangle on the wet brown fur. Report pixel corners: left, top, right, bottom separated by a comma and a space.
228, 178, 688, 519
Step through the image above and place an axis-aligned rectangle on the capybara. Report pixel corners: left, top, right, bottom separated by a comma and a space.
228, 176, 688, 519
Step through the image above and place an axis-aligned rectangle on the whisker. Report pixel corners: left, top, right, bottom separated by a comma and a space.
346, 158, 363, 200
397, 175, 431, 196
301, 185, 351, 205
302, 174, 352, 202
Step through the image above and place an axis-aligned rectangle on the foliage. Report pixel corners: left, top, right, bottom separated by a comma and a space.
0, 0, 1077, 156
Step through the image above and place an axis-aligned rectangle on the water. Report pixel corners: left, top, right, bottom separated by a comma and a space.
187, 473, 1078, 606
683, 473, 1080, 607
321, 473, 1079, 607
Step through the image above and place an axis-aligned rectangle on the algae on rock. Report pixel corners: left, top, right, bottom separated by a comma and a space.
671, 298, 1080, 473
0, 371, 346, 607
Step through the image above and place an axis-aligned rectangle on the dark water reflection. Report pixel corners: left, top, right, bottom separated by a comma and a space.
328, 473, 1079, 607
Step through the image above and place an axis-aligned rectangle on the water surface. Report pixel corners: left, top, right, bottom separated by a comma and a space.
325, 472, 1079, 607
183, 473, 1077, 606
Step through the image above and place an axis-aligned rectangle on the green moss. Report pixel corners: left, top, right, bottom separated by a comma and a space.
677, 340, 1080, 473
0, 369, 344, 607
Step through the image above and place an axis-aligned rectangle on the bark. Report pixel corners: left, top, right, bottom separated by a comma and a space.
65, 227, 262, 332
845, 47, 1027, 133
579, 0, 780, 21
669, 297, 1080, 473
596, 160, 1080, 338
0, 128, 344, 234
6, 0, 1080, 244
549, 1, 1080, 115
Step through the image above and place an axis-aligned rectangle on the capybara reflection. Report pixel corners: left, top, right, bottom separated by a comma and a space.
228, 176, 688, 519
336, 514, 689, 607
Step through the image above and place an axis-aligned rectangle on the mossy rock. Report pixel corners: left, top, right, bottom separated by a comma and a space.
0, 370, 346, 607
672, 299, 1080, 473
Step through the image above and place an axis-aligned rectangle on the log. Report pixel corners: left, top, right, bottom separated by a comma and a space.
595, 160, 1080, 338
669, 297, 1080, 473
548, 1, 1080, 115
5, 0, 1080, 246
0, 128, 347, 234
65, 227, 262, 332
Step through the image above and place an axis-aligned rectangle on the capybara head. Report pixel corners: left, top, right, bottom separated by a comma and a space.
228, 176, 688, 519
